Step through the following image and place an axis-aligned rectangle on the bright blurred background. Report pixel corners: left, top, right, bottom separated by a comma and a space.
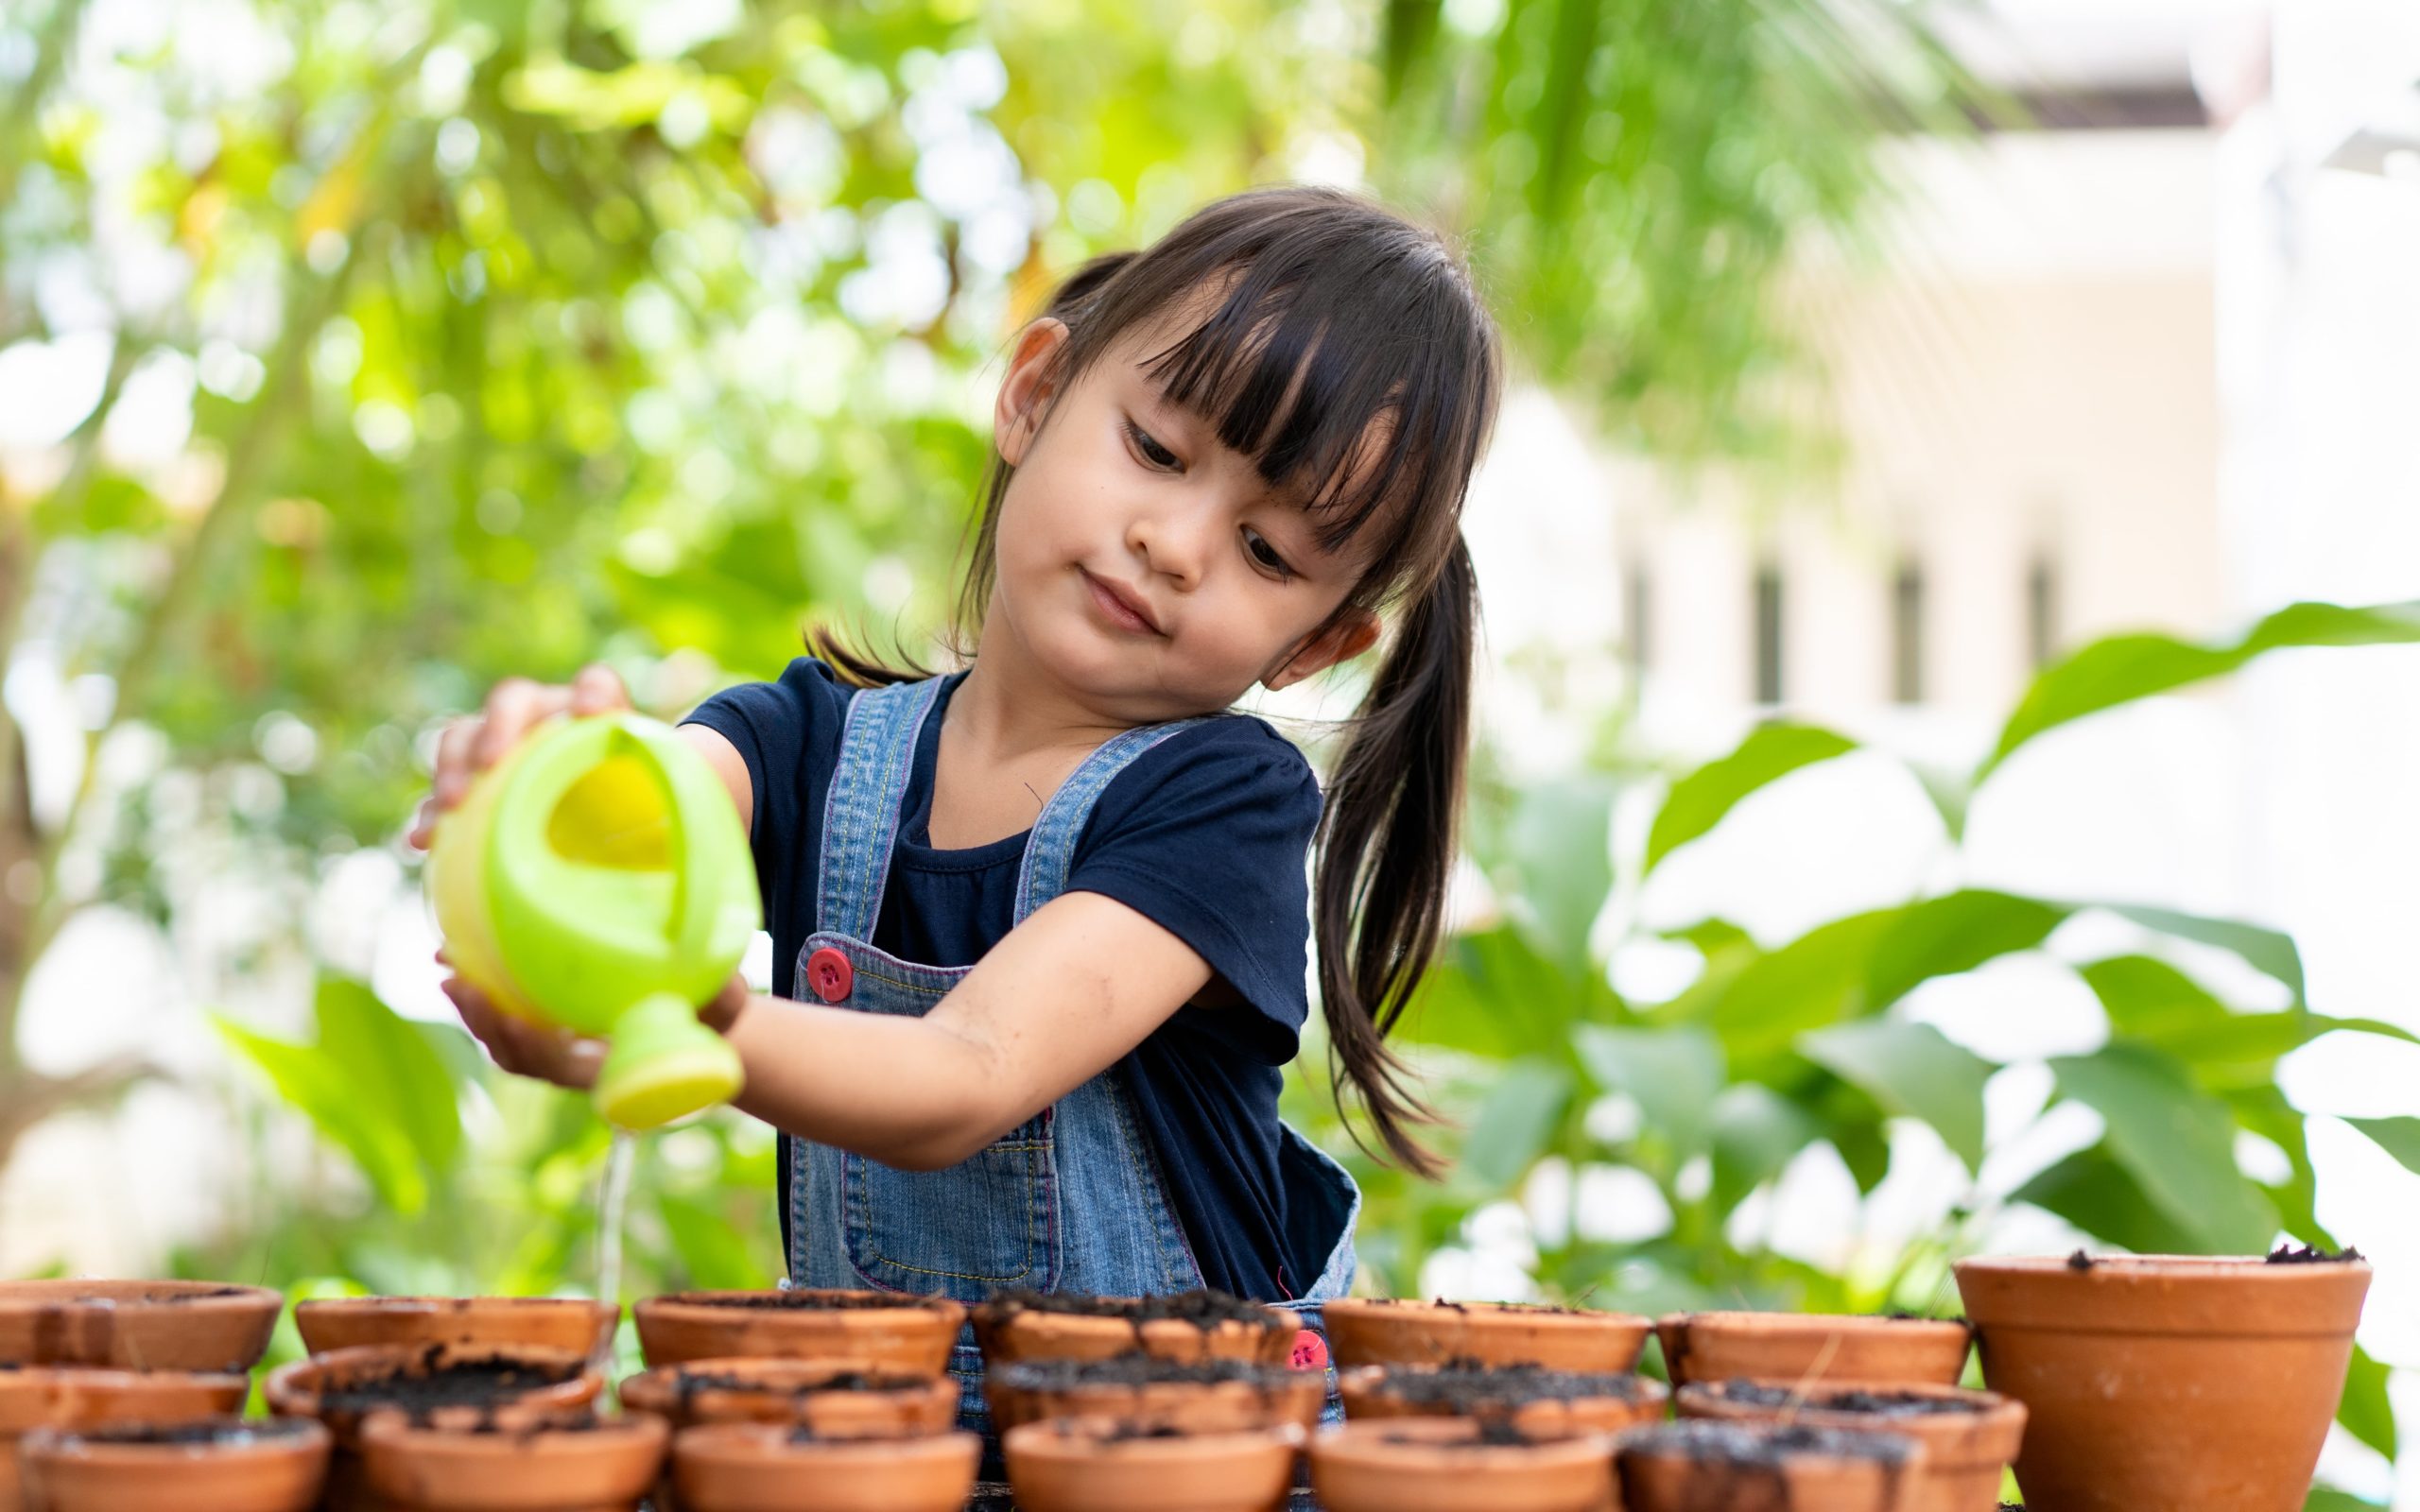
5, 0, 2419, 1504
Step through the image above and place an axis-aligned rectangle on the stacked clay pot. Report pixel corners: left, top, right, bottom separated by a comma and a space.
0, 1279, 282, 1512
1678, 1380, 2024, 1512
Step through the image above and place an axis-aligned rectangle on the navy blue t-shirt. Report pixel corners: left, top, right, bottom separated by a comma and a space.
683, 658, 1327, 1300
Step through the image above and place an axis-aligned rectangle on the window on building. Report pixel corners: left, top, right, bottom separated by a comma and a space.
1754, 562, 1784, 704
1893, 558, 1926, 704
2028, 555, 2060, 668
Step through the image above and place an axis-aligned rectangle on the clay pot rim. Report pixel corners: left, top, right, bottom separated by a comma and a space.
619, 1357, 951, 1414
19, 1415, 330, 1461
672, 1420, 984, 1465
0, 1365, 251, 1398
1341, 1361, 1667, 1393
1325, 1298, 1650, 1329
1617, 1418, 1925, 1469
1312, 1416, 1619, 1465
638, 1289, 967, 1321
1677, 1377, 2020, 1423
295, 1296, 617, 1316
355, 1408, 668, 1457
993, 1357, 1307, 1388
1004, 1417, 1306, 1464
1955, 1254, 2371, 1279
1658, 1310, 1970, 1337
263, 1341, 597, 1412
0, 1280, 283, 1312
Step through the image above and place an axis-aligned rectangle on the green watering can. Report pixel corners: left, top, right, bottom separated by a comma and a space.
429, 713, 758, 1128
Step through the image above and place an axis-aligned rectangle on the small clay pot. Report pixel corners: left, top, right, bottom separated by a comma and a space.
1954, 1253, 2371, 1512
263, 1343, 601, 1449
670, 1421, 981, 1512
0, 1280, 282, 1372
1617, 1419, 1926, 1512
1678, 1380, 2025, 1512
0, 1366, 250, 1512
1320, 1299, 1651, 1374
972, 1291, 1294, 1369
1003, 1417, 1304, 1512
1652, 1313, 1971, 1388
987, 1355, 1324, 1435
357, 1409, 666, 1509
18, 1417, 329, 1512
297, 1297, 619, 1358
618, 1359, 957, 1436
633, 1291, 963, 1374
1307, 1416, 1620, 1512
1340, 1361, 1668, 1435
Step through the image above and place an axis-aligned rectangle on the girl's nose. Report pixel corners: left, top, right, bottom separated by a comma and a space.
1127, 507, 1209, 591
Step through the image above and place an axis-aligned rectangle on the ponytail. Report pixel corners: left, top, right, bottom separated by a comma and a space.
1312, 534, 1478, 1179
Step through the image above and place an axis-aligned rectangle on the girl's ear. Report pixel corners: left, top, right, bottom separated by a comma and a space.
1265, 609, 1382, 692
995, 318, 1072, 467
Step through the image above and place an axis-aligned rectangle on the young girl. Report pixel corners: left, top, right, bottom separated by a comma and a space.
413, 184, 1501, 1427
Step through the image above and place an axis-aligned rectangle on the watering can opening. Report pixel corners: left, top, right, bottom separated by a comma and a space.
544, 747, 675, 871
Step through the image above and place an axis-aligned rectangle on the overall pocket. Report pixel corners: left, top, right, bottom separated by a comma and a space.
842, 1109, 1058, 1302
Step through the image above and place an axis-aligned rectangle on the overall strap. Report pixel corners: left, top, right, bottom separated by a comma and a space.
1011, 717, 1212, 925
814, 677, 946, 940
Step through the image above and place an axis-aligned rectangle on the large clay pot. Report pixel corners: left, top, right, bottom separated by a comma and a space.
1340, 1361, 1667, 1435
1678, 1380, 2025, 1512
1003, 1418, 1303, 1512
17, 1417, 329, 1512
618, 1359, 958, 1436
0, 1281, 282, 1372
972, 1292, 1293, 1369
986, 1356, 1324, 1435
633, 1291, 963, 1373
1652, 1313, 1971, 1388
1307, 1417, 1620, 1512
1320, 1300, 1651, 1373
1617, 1420, 1926, 1512
0, 1367, 249, 1512
669, 1422, 981, 1512
1954, 1253, 2371, 1512
357, 1409, 666, 1510
296, 1297, 618, 1358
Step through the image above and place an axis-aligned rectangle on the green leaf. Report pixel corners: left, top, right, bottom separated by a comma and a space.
2097, 903, 2308, 1006
1402, 926, 1578, 1058
1708, 1084, 1820, 1213
2346, 1117, 2420, 1178
1502, 780, 1615, 976
216, 1018, 429, 1215
1865, 891, 2068, 1010
1460, 1058, 1574, 1190
1702, 910, 1896, 1059
656, 1191, 773, 1292
1644, 723, 1857, 876
1574, 1025, 1726, 1161
2307, 1490, 2391, 1512
2083, 955, 2318, 1090
2014, 1146, 2208, 1255
2338, 1344, 2396, 1458
2049, 1044, 2276, 1254
1799, 1019, 1991, 1169
313, 977, 464, 1177
1981, 599, 2420, 780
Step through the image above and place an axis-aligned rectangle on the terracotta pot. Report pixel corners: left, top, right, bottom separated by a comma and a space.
618, 1359, 957, 1436
633, 1292, 963, 1374
357, 1409, 666, 1509
1340, 1362, 1668, 1435
297, 1298, 618, 1359
17, 1416, 329, 1512
0, 1281, 282, 1372
1954, 1253, 2371, 1512
1652, 1313, 1970, 1388
1617, 1420, 1926, 1512
1307, 1417, 1620, 1512
1321, 1299, 1650, 1373
986, 1356, 1324, 1435
1677, 1379, 2024, 1512
972, 1292, 1293, 1369
0, 1366, 250, 1512
1003, 1417, 1303, 1512
264, 1344, 601, 1450
669, 1421, 981, 1512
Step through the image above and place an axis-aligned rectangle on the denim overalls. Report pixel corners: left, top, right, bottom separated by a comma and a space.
778, 676, 1360, 1440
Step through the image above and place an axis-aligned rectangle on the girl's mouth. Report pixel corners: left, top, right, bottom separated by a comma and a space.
1080, 568, 1163, 636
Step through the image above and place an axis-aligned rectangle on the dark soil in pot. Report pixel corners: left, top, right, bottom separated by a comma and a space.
1680, 1378, 2026, 1512
1321, 1298, 1651, 1373
618, 1358, 959, 1436
986, 1353, 1322, 1434
1308, 1416, 1621, 1512
973, 1290, 1293, 1369
632, 1291, 965, 1373
1341, 1358, 1668, 1435
1619, 1419, 1925, 1512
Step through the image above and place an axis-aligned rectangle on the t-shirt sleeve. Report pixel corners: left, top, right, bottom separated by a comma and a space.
1065, 718, 1322, 1065
680, 657, 851, 953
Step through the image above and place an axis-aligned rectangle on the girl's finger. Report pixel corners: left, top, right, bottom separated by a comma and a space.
473, 679, 574, 768
430, 719, 480, 809
700, 972, 749, 1034
569, 662, 631, 715
406, 796, 439, 851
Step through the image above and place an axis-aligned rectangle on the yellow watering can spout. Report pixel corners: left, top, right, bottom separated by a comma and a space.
429, 713, 759, 1128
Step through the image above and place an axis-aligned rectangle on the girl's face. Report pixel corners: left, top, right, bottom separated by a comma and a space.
983, 315, 1382, 725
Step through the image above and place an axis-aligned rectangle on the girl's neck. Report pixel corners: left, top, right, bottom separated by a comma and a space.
943, 652, 1132, 765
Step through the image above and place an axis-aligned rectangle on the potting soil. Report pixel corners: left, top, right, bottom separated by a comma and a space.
1373, 1360, 1646, 1408
64, 1418, 312, 1446
994, 1354, 1283, 1390
981, 1286, 1273, 1328
671, 1367, 916, 1397
685, 1291, 937, 1310
2266, 1243, 2364, 1264
314, 1349, 580, 1413
1715, 1380, 1988, 1417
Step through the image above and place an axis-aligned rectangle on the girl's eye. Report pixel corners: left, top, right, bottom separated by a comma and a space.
1125, 421, 1180, 471
1242, 526, 1293, 579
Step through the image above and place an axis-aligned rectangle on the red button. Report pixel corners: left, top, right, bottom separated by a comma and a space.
805, 947, 854, 1003
1288, 1328, 1328, 1371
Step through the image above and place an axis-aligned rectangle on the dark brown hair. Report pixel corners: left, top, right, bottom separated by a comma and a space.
817, 185, 1501, 1176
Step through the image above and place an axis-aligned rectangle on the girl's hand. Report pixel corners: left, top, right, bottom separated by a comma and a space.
440, 958, 751, 1090
406, 663, 631, 851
